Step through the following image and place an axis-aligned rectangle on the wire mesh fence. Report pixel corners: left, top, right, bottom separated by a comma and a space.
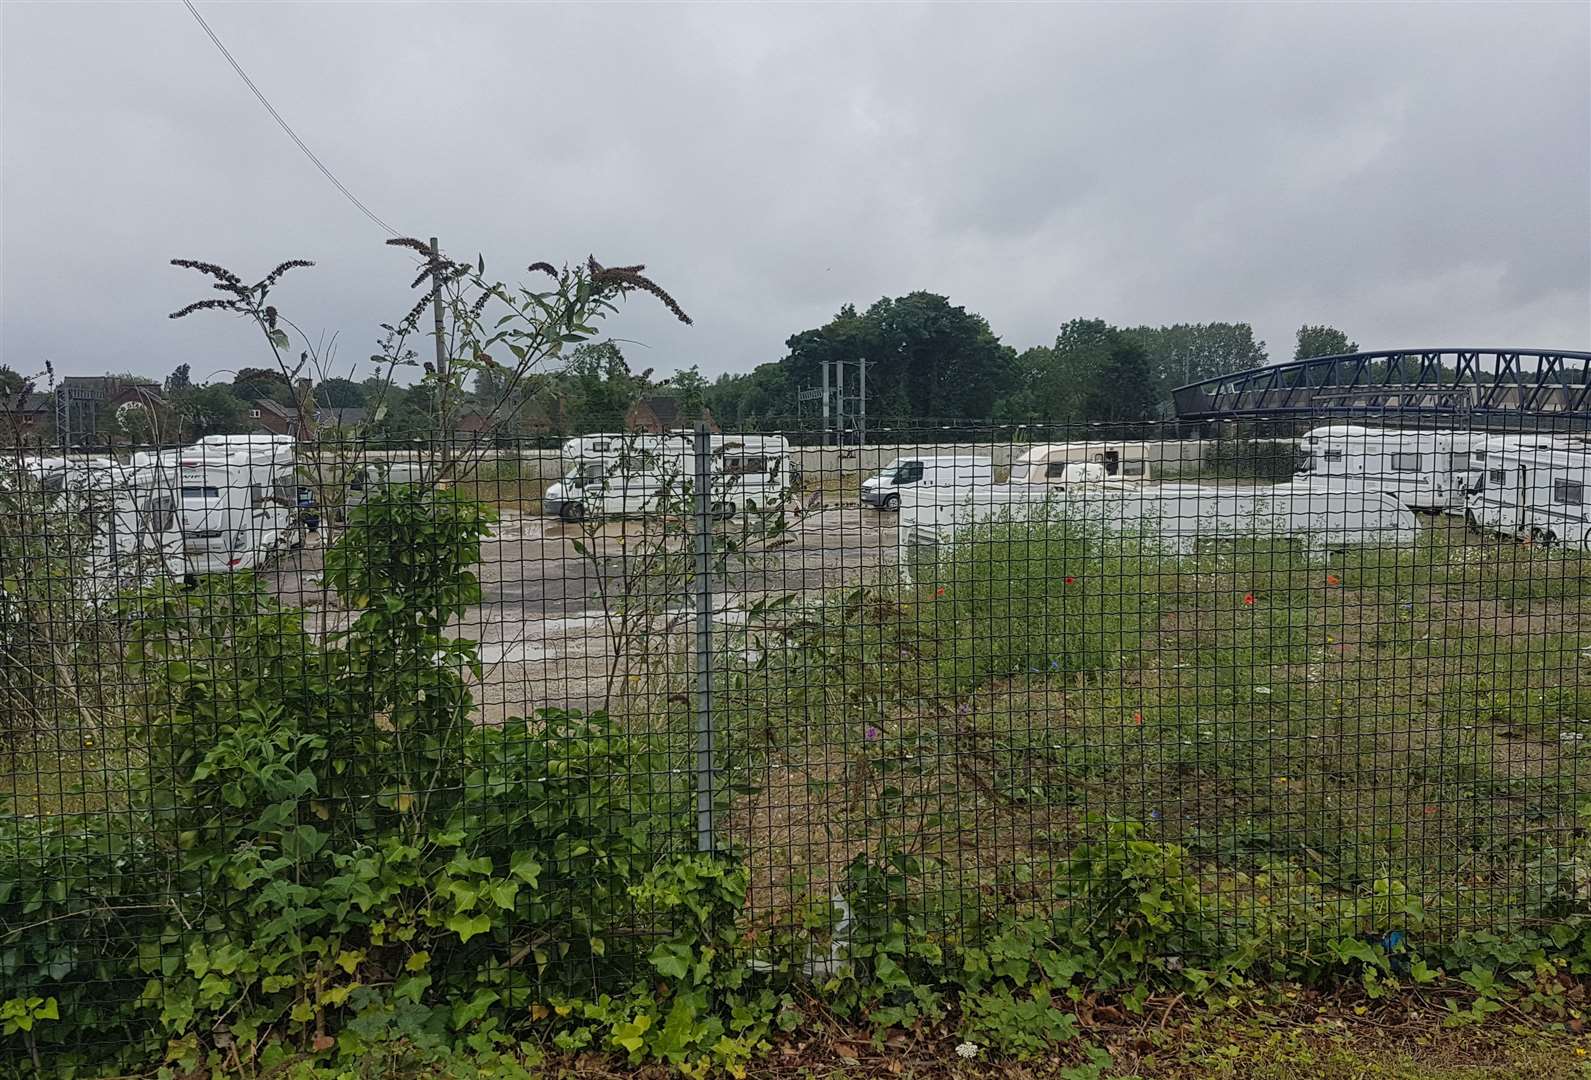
3, 418, 1588, 1064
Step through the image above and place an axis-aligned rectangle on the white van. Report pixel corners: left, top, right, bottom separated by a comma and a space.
1297, 425, 1485, 513
544, 434, 791, 522
1467, 442, 1591, 547
859, 455, 993, 510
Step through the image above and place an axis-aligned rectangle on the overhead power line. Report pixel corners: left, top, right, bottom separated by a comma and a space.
180, 0, 401, 237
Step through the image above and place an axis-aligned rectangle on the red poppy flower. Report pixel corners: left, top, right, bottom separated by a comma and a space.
935, 587, 945, 598
1243, 593, 1255, 606
1064, 576, 1076, 585
1326, 575, 1341, 587
1133, 711, 1144, 725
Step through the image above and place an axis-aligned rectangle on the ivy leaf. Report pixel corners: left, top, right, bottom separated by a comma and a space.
447, 912, 492, 944
489, 879, 519, 911
509, 850, 542, 886
610, 1012, 652, 1055
649, 941, 693, 980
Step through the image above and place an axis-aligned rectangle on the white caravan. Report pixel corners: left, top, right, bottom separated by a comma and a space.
20, 455, 184, 594
1467, 441, 1591, 547
1296, 425, 1487, 513
900, 481, 1416, 567
859, 456, 994, 510
543, 434, 792, 522
147, 439, 303, 575
1010, 442, 1153, 485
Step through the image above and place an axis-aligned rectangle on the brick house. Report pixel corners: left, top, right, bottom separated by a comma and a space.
249, 398, 305, 438
459, 397, 565, 439
625, 396, 716, 434
2, 391, 53, 441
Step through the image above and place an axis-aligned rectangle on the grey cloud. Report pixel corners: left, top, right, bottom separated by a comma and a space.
1, 1, 1585, 388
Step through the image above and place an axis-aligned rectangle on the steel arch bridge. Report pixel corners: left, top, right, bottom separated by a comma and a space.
1172, 348, 1591, 429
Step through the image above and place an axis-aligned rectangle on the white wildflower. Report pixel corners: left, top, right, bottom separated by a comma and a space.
955, 1041, 980, 1060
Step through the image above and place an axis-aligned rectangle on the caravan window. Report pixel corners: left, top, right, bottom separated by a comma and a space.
1044, 461, 1074, 479
1121, 460, 1146, 477
724, 455, 769, 476
1553, 479, 1585, 506
1390, 453, 1423, 473
1321, 450, 1344, 462
181, 485, 220, 499
1488, 469, 1506, 488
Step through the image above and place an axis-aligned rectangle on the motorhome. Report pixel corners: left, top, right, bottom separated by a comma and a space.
900, 480, 1416, 569
1296, 425, 1487, 513
859, 455, 994, 510
543, 434, 792, 522
1466, 441, 1591, 547
1010, 442, 1154, 485
148, 440, 303, 574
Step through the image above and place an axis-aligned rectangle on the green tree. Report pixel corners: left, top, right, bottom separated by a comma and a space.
231, 366, 292, 403
781, 293, 1016, 422
705, 363, 791, 429
313, 377, 368, 409
1081, 334, 1157, 423
1124, 322, 1268, 408
562, 343, 652, 432
661, 365, 709, 418
179, 384, 249, 438
1295, 325, 1358, 360
164, 363, 192, 395
1, 365, 30, 397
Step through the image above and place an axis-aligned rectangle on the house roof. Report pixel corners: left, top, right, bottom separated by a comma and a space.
317, 407, 367, 427
633, 396, 682, 427
254, 398, 296, 418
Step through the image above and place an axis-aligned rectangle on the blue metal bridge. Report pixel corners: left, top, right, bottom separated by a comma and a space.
1172, 348, 1591, 428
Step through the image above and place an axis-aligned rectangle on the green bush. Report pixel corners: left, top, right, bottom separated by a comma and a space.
0, 487, 709, 1076
1203, 438, 1302, 481
925, 517, 1160, 692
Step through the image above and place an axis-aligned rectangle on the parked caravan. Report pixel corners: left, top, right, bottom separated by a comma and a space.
149, 440, 303, 574
1010, 442, 1153, 485
1296, 425, 1486, 513
1466, 442, 1591, 547
21, 455, 183, 593
544, 434, 791, 522
859, 456, 994, 510
900, 480, 1416, 568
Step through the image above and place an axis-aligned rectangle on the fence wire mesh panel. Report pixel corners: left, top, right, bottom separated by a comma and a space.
3, 418, 1589, 1067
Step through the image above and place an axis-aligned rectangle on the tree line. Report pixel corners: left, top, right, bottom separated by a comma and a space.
2, 292, 1359, 442
705, 298, 1355, 429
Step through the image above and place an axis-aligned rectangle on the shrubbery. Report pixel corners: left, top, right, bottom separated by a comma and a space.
5, 490, 1591, 1077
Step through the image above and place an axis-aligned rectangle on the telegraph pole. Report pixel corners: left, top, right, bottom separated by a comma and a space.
429, 237, 447, 382
821, 359, 831, 447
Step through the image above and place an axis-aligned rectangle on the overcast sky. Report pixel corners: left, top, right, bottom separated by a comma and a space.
3, 2, 1588, 388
